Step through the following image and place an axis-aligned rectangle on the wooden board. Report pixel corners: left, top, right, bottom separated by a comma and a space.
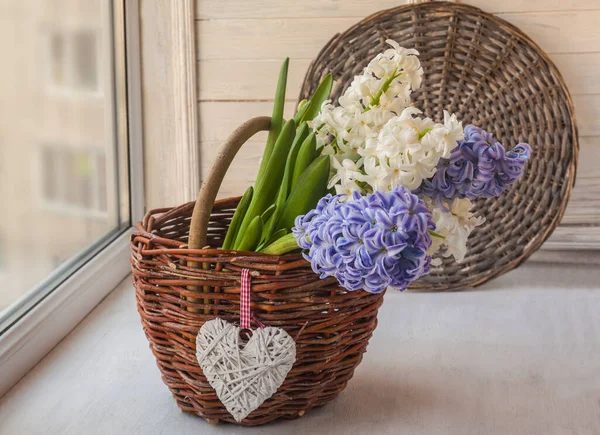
199, 54, 600, 101
197, 12, 600, 61
199, 101, 296, 142
198, 0, 600, 19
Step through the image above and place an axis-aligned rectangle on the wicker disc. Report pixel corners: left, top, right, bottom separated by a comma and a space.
299, 1, 578, 291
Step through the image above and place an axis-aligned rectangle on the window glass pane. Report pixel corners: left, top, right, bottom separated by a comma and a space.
96, 153, 108, 212
49, 33, 66, 87
0, 2, 128, 327
41, 147, 59, 201
73, 31, 98, 91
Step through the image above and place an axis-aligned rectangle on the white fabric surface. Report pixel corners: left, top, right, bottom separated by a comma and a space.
1, 264, 599, 434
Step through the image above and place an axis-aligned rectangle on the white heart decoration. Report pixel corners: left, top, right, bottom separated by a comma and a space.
196, 317, 296, 422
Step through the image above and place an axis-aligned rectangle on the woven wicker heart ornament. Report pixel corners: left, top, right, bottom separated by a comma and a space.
196, 317, 296, 422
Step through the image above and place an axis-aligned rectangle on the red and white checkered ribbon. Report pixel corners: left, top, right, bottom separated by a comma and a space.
240, 268, 264, 329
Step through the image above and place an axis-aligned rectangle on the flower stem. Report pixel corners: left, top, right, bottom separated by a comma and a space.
417, 127, 433, 140
429, 230, 445, 239
364, 68, 400, 112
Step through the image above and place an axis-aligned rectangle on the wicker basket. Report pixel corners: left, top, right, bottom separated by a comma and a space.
301, 1, 578, 291
131, 117, 385, 426
131, 0, 578, 427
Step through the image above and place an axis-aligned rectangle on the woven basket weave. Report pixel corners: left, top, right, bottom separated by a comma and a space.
300, 1, 578, 291
132, 118, 384, 426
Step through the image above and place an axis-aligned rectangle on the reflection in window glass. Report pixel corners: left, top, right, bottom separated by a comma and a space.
97, 154, 108, 212
47, 29, 99, 93
73, 31, 98, 91
42, 147, 59, 201
0, 2, 127, 322
50, 33, 67, 88
41, 146, 106, 214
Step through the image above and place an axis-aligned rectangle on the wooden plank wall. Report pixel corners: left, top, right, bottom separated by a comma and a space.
196, 0, 600, 251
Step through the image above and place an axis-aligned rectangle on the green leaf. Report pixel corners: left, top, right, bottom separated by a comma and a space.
256, 228, 288, 252
256, 58, 289, 183
260, 204, 277, 223
259, 232, 299, 255
233, 119, 297, 249
236, 215, 263, 252
301, 74, 332, 123
293, 100, 311, 124
290, 132, 317, 190
263, 123, 309, 241
276, 155, 330, 232
222, 186, 253, 250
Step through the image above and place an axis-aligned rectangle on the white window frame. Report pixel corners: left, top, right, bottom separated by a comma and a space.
0, 0, 144, 397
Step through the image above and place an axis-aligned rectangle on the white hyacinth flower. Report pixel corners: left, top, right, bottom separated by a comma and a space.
356, 157, 391, 192
365, 40, 423, 93
310, 40, 464, 201
328, 157, 362, 189
426, 198, 485, 264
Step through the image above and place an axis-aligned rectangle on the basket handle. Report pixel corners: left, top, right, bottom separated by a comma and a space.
188, 116, 272, 250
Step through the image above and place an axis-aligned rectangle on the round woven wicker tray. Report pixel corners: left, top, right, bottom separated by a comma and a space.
300, 1, 578, 291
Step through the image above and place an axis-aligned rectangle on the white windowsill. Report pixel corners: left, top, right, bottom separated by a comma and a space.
0, 229, 133, 396
1, 263, 599, 434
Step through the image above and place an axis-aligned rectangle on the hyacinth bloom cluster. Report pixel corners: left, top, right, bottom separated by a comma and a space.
312, 40, 424, 162
417, 125, 532, 205
293, 187, 434, 293
311, 40, 465, 198
290, 41, 533, 292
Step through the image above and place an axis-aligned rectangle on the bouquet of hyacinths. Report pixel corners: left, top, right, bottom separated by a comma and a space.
224, 40, 532, 294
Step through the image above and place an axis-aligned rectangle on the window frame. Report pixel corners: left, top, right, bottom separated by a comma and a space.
0, 0, 144, 397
